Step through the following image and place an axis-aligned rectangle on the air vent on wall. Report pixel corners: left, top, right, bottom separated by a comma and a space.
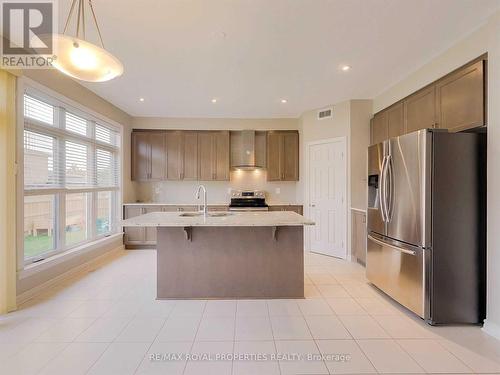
317, 107, 333, 120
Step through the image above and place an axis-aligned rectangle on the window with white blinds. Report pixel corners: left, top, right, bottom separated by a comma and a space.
22, 90, 122, 263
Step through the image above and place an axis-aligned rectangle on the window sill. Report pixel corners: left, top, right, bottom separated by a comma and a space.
18, 233, 123, 279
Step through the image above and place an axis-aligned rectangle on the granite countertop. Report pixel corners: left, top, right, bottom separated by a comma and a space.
122, 202, 303, 206
121, 211, 314, 227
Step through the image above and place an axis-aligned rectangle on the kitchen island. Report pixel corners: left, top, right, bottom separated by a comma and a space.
122, 211, 314, 299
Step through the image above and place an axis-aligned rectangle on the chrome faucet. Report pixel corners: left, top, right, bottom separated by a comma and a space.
196, 185, 208, 216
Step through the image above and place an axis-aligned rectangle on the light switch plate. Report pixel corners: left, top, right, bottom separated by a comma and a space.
275, 187, 281, 194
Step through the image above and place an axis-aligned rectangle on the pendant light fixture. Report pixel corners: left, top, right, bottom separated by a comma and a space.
52, 0, 123, 82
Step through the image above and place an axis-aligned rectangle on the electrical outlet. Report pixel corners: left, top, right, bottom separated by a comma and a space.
275, 187, 281, 194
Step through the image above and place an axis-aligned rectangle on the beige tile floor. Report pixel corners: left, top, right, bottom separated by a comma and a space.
1, 250, 500, 374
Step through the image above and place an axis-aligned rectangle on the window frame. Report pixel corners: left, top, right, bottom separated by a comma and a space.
17, 78, 123, 268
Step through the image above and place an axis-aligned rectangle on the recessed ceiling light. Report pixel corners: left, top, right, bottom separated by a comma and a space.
341, 65, 351, 71
139, 97, 145, 102
280, 99, 288, 103
211, 98, 217, 103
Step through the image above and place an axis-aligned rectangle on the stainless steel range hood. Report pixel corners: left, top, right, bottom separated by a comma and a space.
230, 130, 266, 170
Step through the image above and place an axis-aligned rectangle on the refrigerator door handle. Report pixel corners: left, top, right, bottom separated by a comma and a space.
368, 234, 417, 256
386, 155, 394, 221
380, 155, 389, 222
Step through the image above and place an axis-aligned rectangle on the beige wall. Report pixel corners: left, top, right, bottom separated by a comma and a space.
350, 100, 372, 210
132, 117, 299, 131
372, 11, 500, 339
298, 100, 372, 256
130, 117, 301, 205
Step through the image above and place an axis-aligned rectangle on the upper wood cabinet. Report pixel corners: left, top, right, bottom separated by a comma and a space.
267, 131, 299, 181
182, 131, 199, 180
166, 130, 199, 180
132, 131, 166, 181
166, 131, 183, 180
404, 86, 436, 133
371, 112, 388, 145
387, 102, 405, 138
436, 60, 484, 131
198, 131, 230, 181
371, 56, 486, 143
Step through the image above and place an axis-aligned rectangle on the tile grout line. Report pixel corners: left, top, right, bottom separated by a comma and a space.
182, 300, 207, 375
266, 298, 282, 375
132, 299, 177, 375
230, 301, 237, 375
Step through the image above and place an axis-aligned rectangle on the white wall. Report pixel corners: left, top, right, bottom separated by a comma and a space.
372, 12, 500, 339
130, 117, 301, 205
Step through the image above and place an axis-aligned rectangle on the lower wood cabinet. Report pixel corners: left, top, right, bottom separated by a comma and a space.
351, 209, 367, 265
124, 204, 226, 247
123, 206, 144, 243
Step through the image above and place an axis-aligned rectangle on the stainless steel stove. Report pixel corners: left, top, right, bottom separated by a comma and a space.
229, 190, 269, 211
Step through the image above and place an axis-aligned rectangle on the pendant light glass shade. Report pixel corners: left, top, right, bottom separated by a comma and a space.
52, 35, 123, 82
53, 0, 123, 82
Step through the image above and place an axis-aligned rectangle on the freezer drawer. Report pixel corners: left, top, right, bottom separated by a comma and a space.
366, 233, 427, 318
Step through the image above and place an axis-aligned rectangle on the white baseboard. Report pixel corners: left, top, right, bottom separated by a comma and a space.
16, 245, 125, 305
483, 319, 500, 340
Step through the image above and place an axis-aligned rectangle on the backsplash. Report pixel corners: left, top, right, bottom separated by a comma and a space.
133, 170, 300, 205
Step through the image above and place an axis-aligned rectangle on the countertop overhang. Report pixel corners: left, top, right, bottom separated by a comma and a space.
121, 211, 314, 227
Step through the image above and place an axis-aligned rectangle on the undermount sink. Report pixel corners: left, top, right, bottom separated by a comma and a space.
178, 212, 233, 217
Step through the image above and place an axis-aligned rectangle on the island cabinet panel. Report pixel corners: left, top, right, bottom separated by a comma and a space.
132, 131, 166, 181
404, 86, 437, 133
371, 112, 388, 145
436, 60, 485, 131
267, 131, 299, 181
166, 131, 183, 180
198, 131, 230, 181
387, 102, 405, 138
157, 226, 304, 299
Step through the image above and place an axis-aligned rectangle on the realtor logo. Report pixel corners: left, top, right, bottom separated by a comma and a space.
1, 0, 56, 68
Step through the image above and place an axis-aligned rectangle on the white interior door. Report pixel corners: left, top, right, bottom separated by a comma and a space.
308, 138, 346, 258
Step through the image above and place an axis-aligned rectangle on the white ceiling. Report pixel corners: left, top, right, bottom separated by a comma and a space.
57, 0, 500, 118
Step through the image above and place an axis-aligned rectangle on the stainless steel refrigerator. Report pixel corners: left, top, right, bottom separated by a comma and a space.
366, 129, 486, 325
